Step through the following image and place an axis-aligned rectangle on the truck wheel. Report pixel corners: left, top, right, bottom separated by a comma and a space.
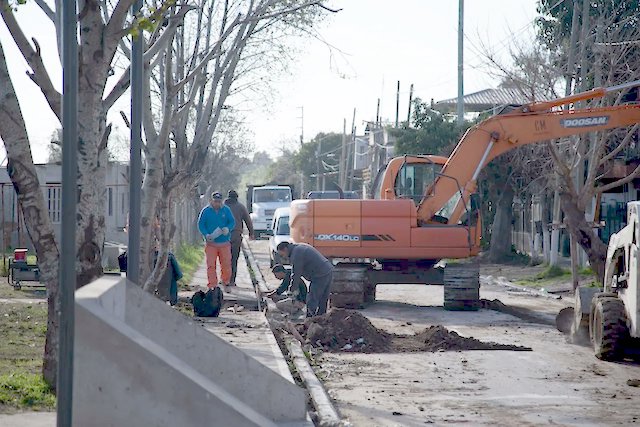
590, 297, 628, 361
444, 262, 480, 311
330, 264, 370, 309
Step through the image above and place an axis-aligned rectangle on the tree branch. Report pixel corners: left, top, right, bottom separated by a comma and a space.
0, 4, 62, 120
239, 0, 339, 23
34, 0, 56, 22
119, 110, 131, 128
600, 124, 639, 164
98, 123, 113, 155
596, 163, 640, 193
103, 6, 194, 109
105, 0, 136, 39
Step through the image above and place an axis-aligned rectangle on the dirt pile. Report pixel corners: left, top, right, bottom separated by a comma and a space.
410, 325, 531, 352
299, 308, 392, 352
299, 309, 532, 353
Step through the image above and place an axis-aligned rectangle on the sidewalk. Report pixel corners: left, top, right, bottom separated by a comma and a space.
1, 246, 298, 426
0, 412, 55, 427
181, 248, 294, 380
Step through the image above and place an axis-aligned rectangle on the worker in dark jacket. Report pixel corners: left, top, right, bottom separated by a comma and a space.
266, 264, 307, 300
225, 190, 255, 286
277, 242, 333, 317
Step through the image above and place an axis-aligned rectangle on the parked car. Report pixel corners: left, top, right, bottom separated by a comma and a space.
306, 190, 359, 199
269, 207, 290, 267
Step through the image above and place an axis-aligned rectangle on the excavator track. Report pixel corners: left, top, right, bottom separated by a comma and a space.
330, 264, 372, 309
443, 262, 480, 311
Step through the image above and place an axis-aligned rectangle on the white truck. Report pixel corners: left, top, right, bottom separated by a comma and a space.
246, 184, 292, 238
567, 200, 640, 361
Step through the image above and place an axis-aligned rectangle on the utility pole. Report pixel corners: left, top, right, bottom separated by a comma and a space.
395, 80, 400, 128
298, 106, 304, 147
407, 83, 414, 126
316, 139, 322, 191
376, 98, 380, 126
128, 0, 144, 285
457, 0, 464, 125
340, 118, 347, 188
551, 0, 580, 267
347, 108, 356, 190
569, 0, 591, 289
57, 0, 78, 423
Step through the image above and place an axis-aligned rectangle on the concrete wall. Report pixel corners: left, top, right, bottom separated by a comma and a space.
73, 277, 308, 426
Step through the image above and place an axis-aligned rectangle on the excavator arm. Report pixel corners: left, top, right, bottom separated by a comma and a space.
417, 81, 640, 225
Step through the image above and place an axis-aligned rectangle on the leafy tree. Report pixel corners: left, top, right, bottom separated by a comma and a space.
392, 98, 465, 157
293, 132, 342, 192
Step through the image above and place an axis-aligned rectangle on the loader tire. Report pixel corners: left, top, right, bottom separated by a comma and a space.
330, 264, 371, 309
588, 292, 617, 341
590, 297, 629, 361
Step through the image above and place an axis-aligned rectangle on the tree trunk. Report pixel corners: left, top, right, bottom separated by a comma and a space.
76, 87, 108, 288
488, 183, 515, 262
560, 191, 607, 282
0, 40, 60, 387
138, 147, 164, 285
143, 192, 176, 292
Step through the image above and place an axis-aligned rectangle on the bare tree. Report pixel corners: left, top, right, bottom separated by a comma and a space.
0, 0, 190, 386
0, 39, 60, 388
484, 3, 640, 280
138, 0, 336, 292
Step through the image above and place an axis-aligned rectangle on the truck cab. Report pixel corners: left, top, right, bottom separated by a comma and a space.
248, 185, 292, 237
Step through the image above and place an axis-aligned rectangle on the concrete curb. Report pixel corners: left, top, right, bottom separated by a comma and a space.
481, 275, 564, 300
243, 240, 346, 426
241, 238, 267, 311
287, 340, 343, 427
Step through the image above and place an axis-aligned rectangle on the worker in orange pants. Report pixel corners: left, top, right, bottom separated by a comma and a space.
198, 192, 236, 289
204, 242, 232, 287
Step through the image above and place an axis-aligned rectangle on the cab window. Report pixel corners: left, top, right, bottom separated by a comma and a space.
394, 162, 441, 205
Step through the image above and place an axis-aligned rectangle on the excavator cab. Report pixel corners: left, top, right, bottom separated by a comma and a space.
393, 158, 442, 205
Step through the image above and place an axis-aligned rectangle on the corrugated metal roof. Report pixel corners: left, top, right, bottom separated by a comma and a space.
434, 87, 547, 113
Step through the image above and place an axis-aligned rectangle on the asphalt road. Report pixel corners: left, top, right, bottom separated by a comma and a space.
249, 239, 640, 427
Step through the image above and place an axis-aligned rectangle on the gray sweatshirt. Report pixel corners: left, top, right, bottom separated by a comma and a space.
224, 198, 254, 242
289, 243, 333, 287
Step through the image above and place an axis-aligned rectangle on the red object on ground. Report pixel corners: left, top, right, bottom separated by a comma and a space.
13, 248, 27, 262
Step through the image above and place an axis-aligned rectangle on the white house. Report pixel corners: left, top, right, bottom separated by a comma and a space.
0, 161, 129, 252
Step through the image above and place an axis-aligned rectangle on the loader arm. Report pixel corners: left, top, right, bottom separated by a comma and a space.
417, 83, 640, 225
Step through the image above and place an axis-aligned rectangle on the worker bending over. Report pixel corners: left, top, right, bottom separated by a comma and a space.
277, 242, 333, 317
266, 264, 307, 315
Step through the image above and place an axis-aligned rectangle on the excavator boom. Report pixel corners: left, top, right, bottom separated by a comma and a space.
418, 82, 640, 224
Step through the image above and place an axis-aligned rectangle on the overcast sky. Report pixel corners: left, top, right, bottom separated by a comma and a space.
0, 0, 539, 163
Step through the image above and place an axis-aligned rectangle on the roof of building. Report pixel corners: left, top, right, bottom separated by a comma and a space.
434, 87, 548, 113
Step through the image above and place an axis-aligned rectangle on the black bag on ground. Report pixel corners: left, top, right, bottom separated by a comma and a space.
191, 287, 223, 317
118, 251, 127, 272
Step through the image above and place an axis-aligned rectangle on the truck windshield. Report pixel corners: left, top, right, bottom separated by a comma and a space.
276, 216, 290, 235
254, 189, 291, 203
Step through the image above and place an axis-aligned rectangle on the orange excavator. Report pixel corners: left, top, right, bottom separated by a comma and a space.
290, 81, 640, 310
